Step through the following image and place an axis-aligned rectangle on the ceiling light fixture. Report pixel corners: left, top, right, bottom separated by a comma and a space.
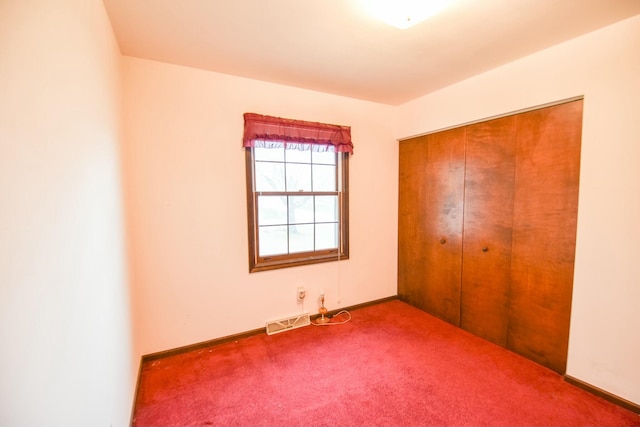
361, 0, 450, 29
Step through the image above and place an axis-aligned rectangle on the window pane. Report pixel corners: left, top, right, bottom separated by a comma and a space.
285, 147, 311, 163
315, 223, 338, 250
255, 161, 285, 191
313, 150, 336, 165
259, 225, 288, 256
286, 163, 311, 192
288, 196, 313, 224
255, 146, 284, 161
289, 224, 314, 253
315, 196, 338, 222
246, 139, 349, 272
258, 195, 287, 226
313, 164, 336, 191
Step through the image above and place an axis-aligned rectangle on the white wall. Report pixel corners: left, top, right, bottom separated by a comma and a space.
396, 15, 640, 406
0, 1, 134, 426
3, 2, 632, 420
122, 57, 398, 357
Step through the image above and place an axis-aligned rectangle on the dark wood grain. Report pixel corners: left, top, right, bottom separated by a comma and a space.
398, 136, 430, 310
422, 128, 466, 325
397, 99, 582, 374
508, 100, 583, 373
461, 116, 517, 346
398, 128, 466, 326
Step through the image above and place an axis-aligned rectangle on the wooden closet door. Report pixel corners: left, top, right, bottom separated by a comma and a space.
398, 136, 430, 310
422, 128, 466, 325
398, 128, 465, 325
509, 100, 583, 373
461, 116, 517, 346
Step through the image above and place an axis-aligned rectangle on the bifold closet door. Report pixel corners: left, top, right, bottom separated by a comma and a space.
509, 100, 583, 373
398, 128, 465, 325
398, 136, 430, 311
423, 128, 465, 325
460, 116, 517, 347
397, 99, 582, 374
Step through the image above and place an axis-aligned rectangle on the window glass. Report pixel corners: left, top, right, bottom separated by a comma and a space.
286, 148, 311, 163
259, 225, 288, 256
246, 144, 349, 272
312, 164, 336, 191
255, 162, 284, 192
255, 146, 284, 161
257, 196, 287, 226
289, 224, 314, 253
315, 223, 338, 250
286, 163, 311, 192
315, 195, 338, 223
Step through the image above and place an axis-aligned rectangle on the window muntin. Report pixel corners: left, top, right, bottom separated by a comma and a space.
246, 144, 348, 272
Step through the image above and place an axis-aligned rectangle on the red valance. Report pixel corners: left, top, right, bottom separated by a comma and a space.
243, 113, 353, 154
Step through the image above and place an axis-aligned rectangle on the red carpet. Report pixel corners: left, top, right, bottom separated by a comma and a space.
132, 300, 639, 426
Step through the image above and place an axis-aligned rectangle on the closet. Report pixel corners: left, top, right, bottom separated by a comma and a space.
398, 99, 583, 373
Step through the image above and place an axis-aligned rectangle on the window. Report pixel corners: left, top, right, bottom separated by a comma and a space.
243, 113, 353, 272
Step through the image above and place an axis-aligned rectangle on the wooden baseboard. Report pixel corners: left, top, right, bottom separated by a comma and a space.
130, 357, 144, 426
310, 295, 398, 321
564, 375, 640, 414
141, 295, 399, 363
142, 326, 266, 363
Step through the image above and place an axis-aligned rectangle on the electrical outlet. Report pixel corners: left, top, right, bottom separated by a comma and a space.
297, 287, 306, 301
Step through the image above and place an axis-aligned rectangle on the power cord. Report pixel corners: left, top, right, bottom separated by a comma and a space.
312, 310, 351, 326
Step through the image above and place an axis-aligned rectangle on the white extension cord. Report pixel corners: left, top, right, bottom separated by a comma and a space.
312, 309, 352, 326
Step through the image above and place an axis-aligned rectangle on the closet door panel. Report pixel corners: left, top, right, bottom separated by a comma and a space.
423, 128, 466, 325
509, 100, 582, 373
461, 116, 517, 346
398, 136, 430, 310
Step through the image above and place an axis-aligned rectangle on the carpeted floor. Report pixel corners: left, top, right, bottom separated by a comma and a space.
132, 299, 639, 426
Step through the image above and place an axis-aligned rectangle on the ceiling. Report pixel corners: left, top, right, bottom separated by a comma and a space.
102, 0, 640, 106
